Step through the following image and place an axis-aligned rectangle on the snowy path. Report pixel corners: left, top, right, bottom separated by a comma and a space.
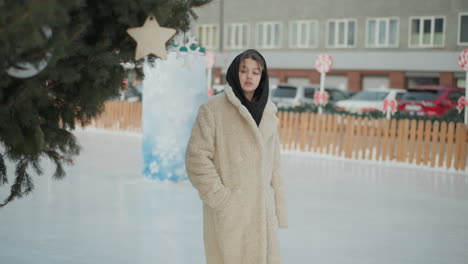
0, 130, 467, 264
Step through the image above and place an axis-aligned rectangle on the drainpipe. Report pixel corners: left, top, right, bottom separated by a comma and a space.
219, 0, 224, 52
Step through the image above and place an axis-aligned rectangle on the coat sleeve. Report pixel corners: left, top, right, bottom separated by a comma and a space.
185, 104, 231, 210
271, 133, 288, 228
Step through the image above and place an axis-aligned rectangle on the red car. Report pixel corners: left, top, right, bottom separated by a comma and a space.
397, 86, 465, 117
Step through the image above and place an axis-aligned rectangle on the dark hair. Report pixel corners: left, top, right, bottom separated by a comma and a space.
239, 49, 266, 72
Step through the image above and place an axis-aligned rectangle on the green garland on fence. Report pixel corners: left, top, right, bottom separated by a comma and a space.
278, 104, 465, 123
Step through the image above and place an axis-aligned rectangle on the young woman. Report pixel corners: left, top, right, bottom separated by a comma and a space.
185, 49, 287, 264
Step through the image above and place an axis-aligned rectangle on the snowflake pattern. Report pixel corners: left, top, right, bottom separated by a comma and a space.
149, 162, 160, 174
142, 33, 207, 181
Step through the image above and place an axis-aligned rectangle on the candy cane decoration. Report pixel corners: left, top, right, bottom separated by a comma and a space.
315, 53, 333, 74
207, 88, 214, 96
315, 53, 333, 114
458, 49, 468, 125
314, 91, 329, 105
205, 50, 215, 69
205, 51, 215, 96
382, 99, 397, 119
457, 96, 468, 113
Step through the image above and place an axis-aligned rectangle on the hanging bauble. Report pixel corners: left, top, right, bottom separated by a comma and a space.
5, 26, 53, 79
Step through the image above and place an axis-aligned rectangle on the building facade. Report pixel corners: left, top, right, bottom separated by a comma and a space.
192, 0, 468, 91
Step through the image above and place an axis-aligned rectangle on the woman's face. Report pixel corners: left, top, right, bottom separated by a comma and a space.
239, 58, 262, 100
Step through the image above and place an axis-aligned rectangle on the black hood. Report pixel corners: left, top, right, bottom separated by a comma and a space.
226, 49, 269, 126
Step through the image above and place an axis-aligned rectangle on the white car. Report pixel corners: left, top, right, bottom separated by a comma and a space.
335, 88, 406, 114
270, 84, 349, 108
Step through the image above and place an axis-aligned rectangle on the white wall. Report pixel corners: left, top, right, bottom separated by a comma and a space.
363, 75, 389, 89
287, 77, 309, 85
326, 75, 348, 90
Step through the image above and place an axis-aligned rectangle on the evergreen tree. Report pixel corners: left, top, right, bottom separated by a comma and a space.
0, 0, 212, 207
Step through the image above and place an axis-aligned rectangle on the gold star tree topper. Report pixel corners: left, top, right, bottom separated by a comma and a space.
127, 15, 176, 60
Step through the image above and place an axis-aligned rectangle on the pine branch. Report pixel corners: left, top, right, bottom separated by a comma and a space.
0, 153, 7, 185
45, 150, 67, 180
0, 0, 212, 208
31, 159, 43, 175
27, 23, 89, 59
190, 0, 213, 7
0, 159, 30, 208
188, 9, 198, 21
53, 162, 65, 180
0, 0, 36, 34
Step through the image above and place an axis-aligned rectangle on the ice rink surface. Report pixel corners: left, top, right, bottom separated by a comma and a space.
1, 130, 467, 264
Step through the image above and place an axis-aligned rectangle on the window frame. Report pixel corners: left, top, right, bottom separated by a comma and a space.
365, 17, 400, 48
197, 24, 219, 50
326, 18, 358, 48
458, 12, 468, 46
408, 16, 446, 48
224, 23, 250, 50
288, 20, 319, 49
256, 21, 283, 49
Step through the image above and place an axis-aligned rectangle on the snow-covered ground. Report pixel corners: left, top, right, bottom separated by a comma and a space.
0, 130, 467, 264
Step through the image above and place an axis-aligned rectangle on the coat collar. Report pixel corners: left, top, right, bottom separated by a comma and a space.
224, 85, 278, 143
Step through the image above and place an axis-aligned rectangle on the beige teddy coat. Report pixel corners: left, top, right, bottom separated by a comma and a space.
185, 85, 288, 264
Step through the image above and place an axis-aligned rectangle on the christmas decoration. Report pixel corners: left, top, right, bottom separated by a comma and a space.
457, 49, 468, 125
0, 0, 212, 207
314, 91, 329, 105
5, 26, 53, 78
315, 53, 333, 114
207, 88, 215, 96
278, 102, 463, 123
315, 53, 333, 74
382, 99, 397, 112
457, 97, 468, 113
205, 50, 215, 96
127, 15, 177, 60
142, 34, 207, 181
382, 99, 397, 119
458, 49, 468, 72
205, 50, 215, 68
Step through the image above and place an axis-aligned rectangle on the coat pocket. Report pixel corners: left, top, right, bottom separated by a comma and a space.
266, 186, 279, 228
215, 188, 245, 222
214, 188, 246, 253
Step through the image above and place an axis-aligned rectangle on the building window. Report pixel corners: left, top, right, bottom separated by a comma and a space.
289, 20, 318, 48
363, 75, 390, 89
409, 16, 445, 47
407, 77, 439, 89
327, 19, 357, 48
225, 23, 249, 49
457, 78, 465, 88
326, 75, 348, 90
257, 22, 282, 49
366, 18, 399, 47
197, 24, 218, 49
459, 13, 468, 45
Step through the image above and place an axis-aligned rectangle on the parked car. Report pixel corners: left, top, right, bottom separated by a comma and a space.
335, 88, 406, 114
397, 86, 465, 116
343, 90, 358, 98
270, 84, 349, 108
